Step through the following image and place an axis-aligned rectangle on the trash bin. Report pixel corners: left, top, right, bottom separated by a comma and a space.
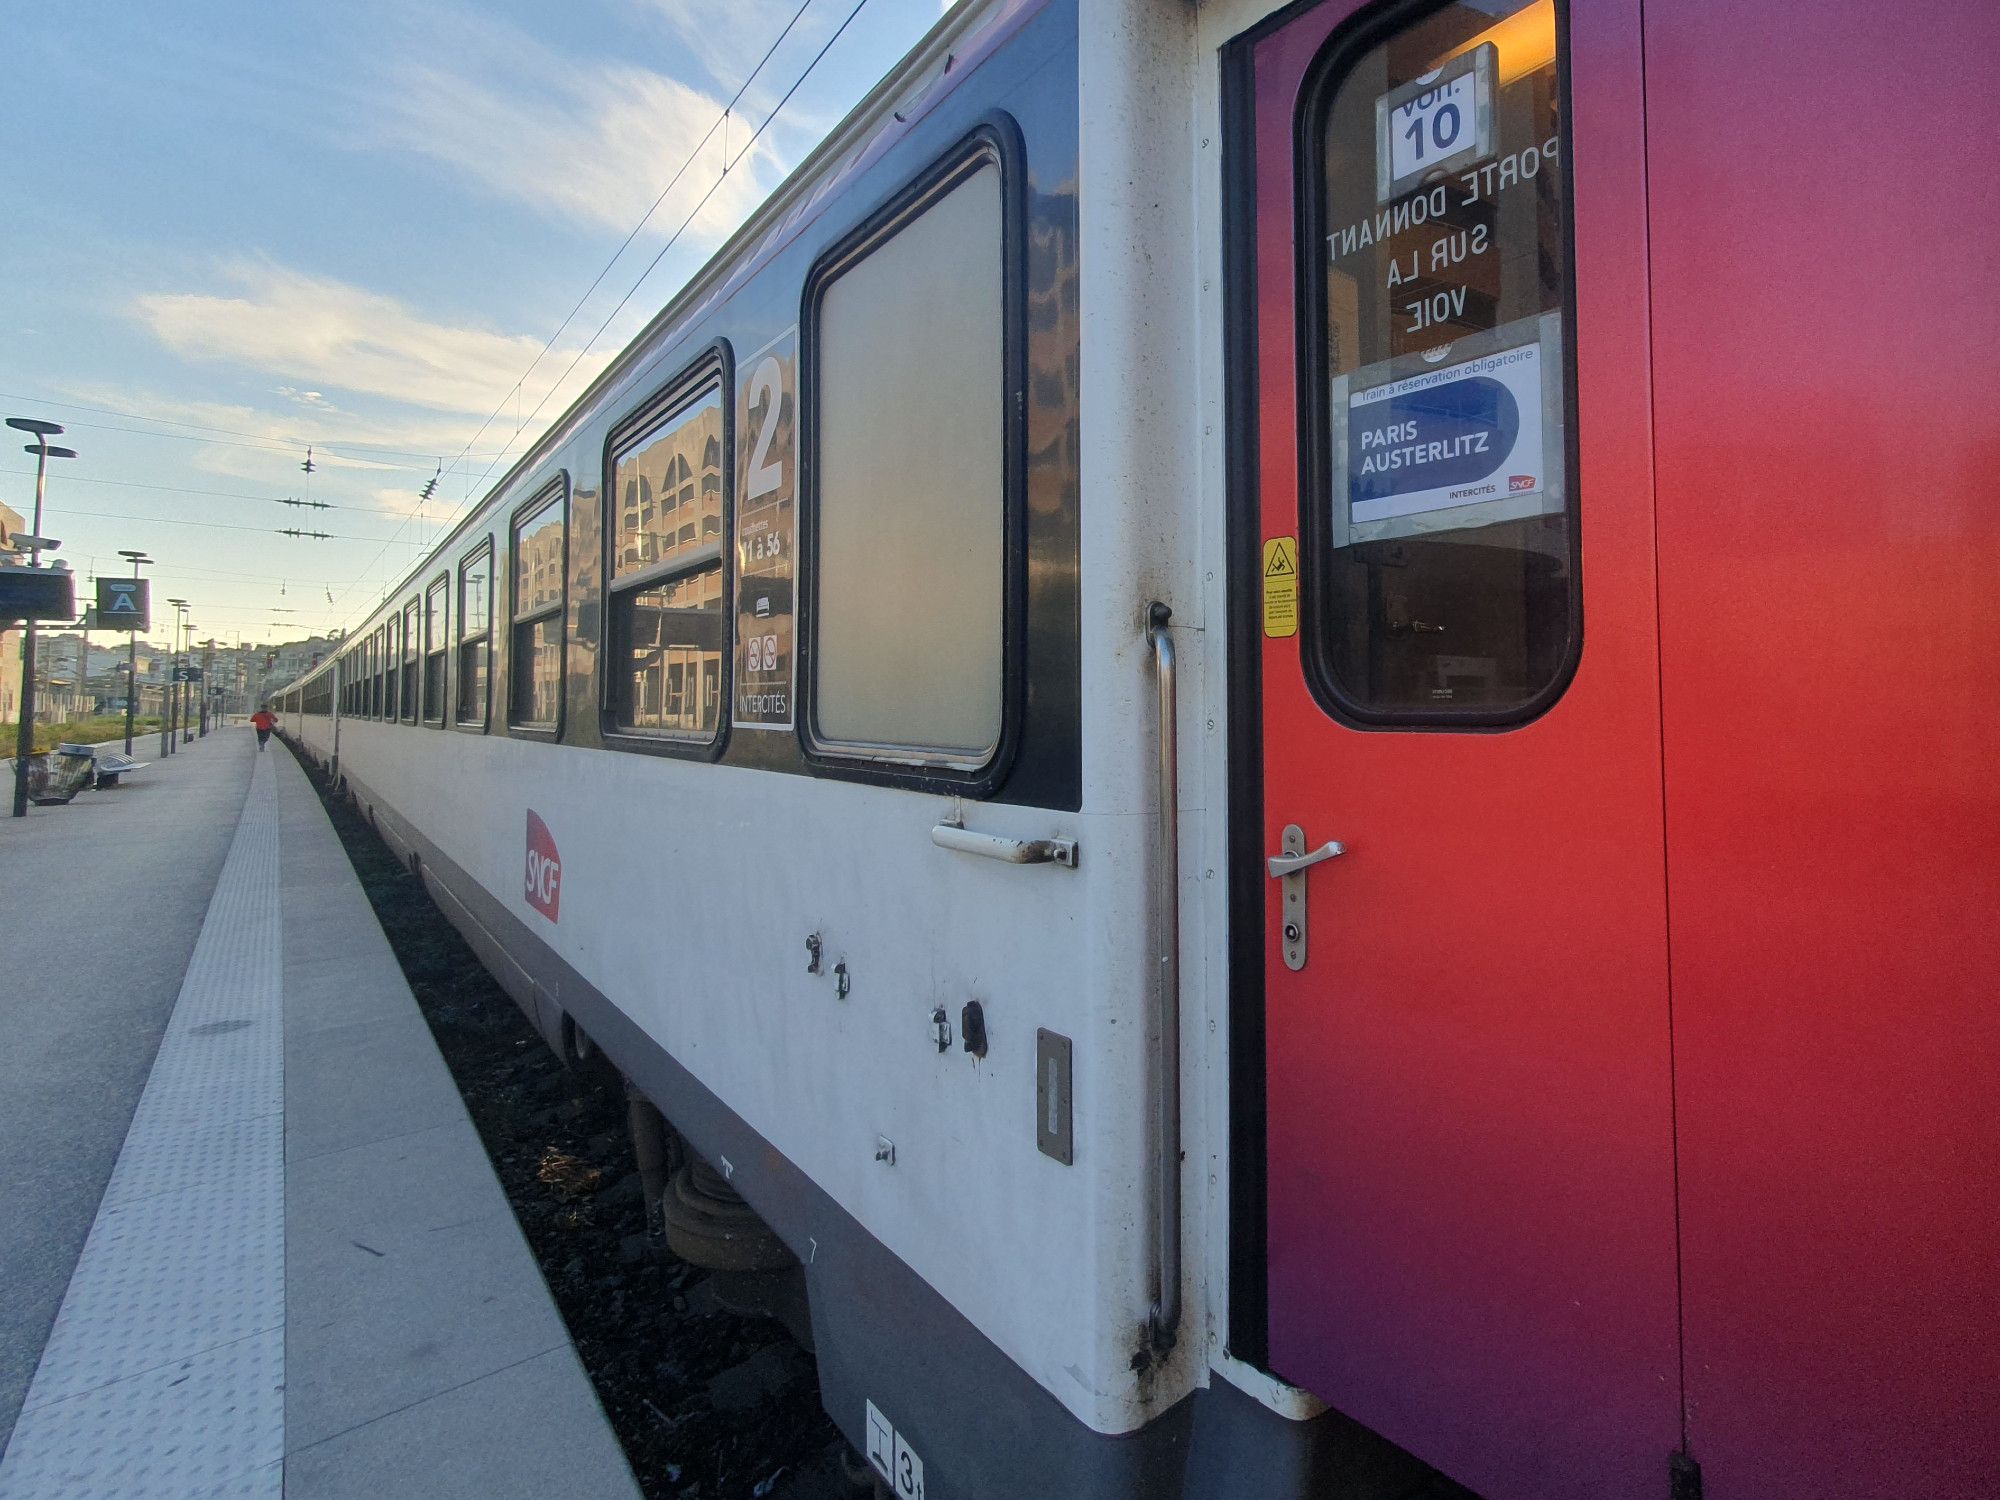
28, 746, 99, 806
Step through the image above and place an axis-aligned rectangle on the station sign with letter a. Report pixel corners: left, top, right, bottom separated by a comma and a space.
96, 577, 151, 631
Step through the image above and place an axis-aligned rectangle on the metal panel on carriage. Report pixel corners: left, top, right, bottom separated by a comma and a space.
1645, 0, 2000, 1494
1239, 0, 1680, 1495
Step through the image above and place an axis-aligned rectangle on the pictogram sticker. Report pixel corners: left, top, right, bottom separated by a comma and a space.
1262, 536, 1299, 638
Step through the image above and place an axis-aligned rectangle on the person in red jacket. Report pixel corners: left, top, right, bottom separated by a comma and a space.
250, 705, 277, 751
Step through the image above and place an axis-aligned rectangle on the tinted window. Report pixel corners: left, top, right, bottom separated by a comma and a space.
401, 600, 420, 720
608, 380, 726, 741
1309, 0, 1575, 722
423, 577, 448, 722
510, 490, 566, 728
457, 546, 492, 726
812, 160, 1006, 762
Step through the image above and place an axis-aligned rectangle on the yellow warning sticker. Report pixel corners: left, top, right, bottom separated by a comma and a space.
1262, 536, 1299, 638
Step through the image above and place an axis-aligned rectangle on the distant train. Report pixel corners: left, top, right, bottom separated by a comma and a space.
276, 0, 2000, 1494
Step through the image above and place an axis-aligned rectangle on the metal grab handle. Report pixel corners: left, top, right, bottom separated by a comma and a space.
1146, 601, 1181, 1354
931, 818, 1079, 869
1266, 840, 1345, 878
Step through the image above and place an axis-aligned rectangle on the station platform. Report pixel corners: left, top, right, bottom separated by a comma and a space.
0, 729, 640, 1499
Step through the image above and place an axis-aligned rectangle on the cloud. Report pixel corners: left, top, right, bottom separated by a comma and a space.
51, 384, 507, 506
370, 18, 778, 244
630, 0, 815, 98
128, 263, 614, 419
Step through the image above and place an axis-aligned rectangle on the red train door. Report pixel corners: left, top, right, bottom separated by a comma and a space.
1645, 2, 2000, 1494
1240, 0, 1682, 1495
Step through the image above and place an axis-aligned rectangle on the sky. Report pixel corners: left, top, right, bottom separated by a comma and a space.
0, 0, 950, 650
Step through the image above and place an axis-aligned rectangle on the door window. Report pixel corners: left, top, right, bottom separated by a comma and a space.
1304, 0, 1577, 724
809, 155, 1008, 766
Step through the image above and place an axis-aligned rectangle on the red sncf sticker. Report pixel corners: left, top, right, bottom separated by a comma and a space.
525, 810, 561, 922
1508, 474, 1537, 492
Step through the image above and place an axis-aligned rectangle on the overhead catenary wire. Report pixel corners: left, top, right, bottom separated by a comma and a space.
0, 466, 420, 517
0, 391, 513, 470
461, 0, 875, 501
45, 505, 417, 544
462, 0, 876, 503
423, 0, 821, 499
324, 0, 847, 624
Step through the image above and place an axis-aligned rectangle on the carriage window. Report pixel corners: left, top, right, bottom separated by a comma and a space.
607, 379, 725, 741
1309, 0, 1576, 723
423, 576, 448, 723
811, 159, 1005, 763
457, 545, 493, 727
401, 599, 420, 721
510, 488, 567, 729
380, 621, 396, 719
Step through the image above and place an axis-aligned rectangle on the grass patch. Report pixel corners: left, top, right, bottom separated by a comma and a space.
0, 716, 165, 755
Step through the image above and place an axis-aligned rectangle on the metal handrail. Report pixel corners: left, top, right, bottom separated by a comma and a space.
1146, 601, 1181, 1352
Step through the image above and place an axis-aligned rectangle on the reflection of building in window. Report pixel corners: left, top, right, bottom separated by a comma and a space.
401, 601, 421, 718
610, 387, 726, 738
457, 548, 492, 724
423, 578, 448, 722
512, 496, 566, 727
1025, 182, 1081, 507
616, 403, 723, 574
621, 569, 724, 733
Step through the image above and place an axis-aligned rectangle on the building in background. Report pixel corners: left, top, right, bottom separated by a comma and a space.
0, 500, 24, 724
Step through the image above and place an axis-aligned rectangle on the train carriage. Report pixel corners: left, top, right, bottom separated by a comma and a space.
275, 0, 2000, 1495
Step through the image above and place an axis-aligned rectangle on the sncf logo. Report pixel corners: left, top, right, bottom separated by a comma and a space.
525, 810, 561, 922
1508, 474, 1538, 492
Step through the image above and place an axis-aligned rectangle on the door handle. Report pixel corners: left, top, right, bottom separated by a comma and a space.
1267, 840, 1345, 878
1269, 825, 1343, 971
932, 817, 1079, 869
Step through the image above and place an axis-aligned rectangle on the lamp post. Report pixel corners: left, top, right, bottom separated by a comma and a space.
176, 601, 193, 744
179, 605, 193, 744
117, 551, 150, 753
162, 597, 186, 757
9, 416, 77, 818
199, 637, 215, 736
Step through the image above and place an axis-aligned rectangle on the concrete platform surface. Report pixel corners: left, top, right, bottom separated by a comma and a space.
0, 727, 253, 1452
0, 732, 640, 1499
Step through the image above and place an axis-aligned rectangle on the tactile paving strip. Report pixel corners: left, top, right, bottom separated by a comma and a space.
0, 757, 284, 1499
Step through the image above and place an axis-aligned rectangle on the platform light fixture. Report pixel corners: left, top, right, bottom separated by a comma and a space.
163, 597, 188, 757
8, 416, 77, 818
